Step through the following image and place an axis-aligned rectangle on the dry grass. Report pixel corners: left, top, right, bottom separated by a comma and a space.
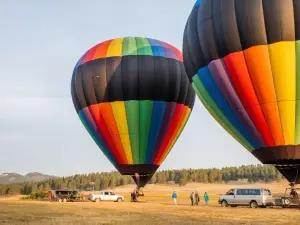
1, 181, 300, 225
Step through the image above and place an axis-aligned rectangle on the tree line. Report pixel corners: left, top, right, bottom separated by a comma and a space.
0, 164, 283, 196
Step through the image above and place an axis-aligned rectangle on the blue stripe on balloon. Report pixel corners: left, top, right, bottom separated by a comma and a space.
197, 67, 261, 149
145, 101, 167, 163
78, 110, 115, 165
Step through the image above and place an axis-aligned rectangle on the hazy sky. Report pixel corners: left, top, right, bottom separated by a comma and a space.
0, 1, 259, 176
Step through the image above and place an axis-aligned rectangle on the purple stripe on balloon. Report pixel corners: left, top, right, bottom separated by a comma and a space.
149, 102, 177, 163
208, 59, 266, 147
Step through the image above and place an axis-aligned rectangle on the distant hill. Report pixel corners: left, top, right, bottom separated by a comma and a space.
0, 172, 57, 184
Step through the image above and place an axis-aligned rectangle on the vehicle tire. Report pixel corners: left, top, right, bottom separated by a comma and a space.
250, 201, 258, 208
221, 200, 229, 207
283, 198, 290, 207
63, 198, 67, 203
95, 198, 100, 203
230, 205, 237, 207
117, 198, 122, 202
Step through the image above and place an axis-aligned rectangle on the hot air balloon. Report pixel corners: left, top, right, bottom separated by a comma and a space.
183, 0, 300, 186
71, 37, 195, 189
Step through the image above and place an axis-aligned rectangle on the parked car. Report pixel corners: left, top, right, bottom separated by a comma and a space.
88, 191, 124, 202
218, 188, 273, 208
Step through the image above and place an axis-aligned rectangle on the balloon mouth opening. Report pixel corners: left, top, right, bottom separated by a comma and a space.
252, 145, 300, 184
115, 164, 159, 176
252, 145, 300, 165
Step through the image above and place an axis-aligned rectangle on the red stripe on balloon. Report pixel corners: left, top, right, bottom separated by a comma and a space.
223, 52, 274, 146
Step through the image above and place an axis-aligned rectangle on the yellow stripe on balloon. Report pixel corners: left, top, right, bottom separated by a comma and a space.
106, 38, 123, 57
111, 101, 133, 164
268, 41, 296, 145
158, 107, 191, 165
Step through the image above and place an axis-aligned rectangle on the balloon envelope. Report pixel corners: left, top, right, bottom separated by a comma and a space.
71, 37, 195, 187
183, 0, 300, 184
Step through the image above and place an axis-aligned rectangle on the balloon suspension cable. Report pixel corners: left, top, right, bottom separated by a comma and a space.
135, 173, 140, 190
290, 167, 300, 188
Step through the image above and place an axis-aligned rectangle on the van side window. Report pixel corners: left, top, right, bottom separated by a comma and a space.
236, 189, 243, 195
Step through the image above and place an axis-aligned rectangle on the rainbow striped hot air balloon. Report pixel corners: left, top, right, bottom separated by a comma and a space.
71, 37, 195, 188
183, 0, 300, 185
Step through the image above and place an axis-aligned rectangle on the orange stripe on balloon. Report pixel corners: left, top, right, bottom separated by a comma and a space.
93, 40, 113, 61
153, 104, 185, 164
243, 46, 284, 146
157, 106, 190, 165
98, 103, 128, 164
88, 104, 123, 164
223, 52, 275, 146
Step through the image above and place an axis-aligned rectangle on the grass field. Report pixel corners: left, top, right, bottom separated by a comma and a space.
1, 181, 300, 225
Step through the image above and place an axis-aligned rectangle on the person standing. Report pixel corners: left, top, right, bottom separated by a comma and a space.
190, 191, 194, 206
204, 192, 209, 206
172, 191, 177, 205
195, 191, 200, 206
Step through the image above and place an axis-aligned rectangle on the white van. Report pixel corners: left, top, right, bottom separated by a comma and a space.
218, 188, 273, 208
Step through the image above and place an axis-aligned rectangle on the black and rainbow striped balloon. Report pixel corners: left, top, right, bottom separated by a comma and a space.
71, 37, 195, 187
183, 0, 300, 184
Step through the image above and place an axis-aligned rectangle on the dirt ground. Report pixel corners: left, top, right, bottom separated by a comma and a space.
1, 181, 299, 225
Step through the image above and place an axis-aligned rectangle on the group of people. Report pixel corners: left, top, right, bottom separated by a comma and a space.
172, 191, 209, 206
131, 188, 144, 202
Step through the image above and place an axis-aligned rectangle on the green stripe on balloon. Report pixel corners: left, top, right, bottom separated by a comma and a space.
192, 76, 254, 152
122, 37, 137, 56
136, 37, 153, 55
125, 100, 140, 164
139, 100, 154, 163
295, 41, 300, 144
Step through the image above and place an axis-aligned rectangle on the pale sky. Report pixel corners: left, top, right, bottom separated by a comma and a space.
0, 0, 259, 176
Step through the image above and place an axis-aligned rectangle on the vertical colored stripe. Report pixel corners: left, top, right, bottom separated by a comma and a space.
135, 37, 153, 55
78, 110, 114, 165
197, 67, 261, 149
295, 41, 300, 144
99, 103, 128, 164
154, 104, 185, 164
208, 59, 265, 147
139, 100, 154, 163
158, 108, 191, 165
192, 76, 254, 151
223, 52, 275, 146
268, 42, 296, 145
122, 37, 137, 55
145, 101, 167, 163
151, 102, 177, 162
111, 101, 133, 164
243, 45, 284, 146
106, 37, 123, 57
93, 40, 112, 60
125, 100, 140, 164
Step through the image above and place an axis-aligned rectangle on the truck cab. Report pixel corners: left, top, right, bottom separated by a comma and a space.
88, 191, 124, 202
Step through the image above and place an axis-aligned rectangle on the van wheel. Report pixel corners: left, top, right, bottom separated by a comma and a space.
95, 198, 100, 203
117, 198, 122, 202
221, 200, 229, 207
250, 201, 258, 208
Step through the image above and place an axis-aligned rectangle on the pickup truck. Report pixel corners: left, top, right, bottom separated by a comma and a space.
88, 191, 124, 202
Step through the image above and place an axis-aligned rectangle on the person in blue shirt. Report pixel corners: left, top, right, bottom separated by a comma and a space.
204, 192, 209, 206
172, 191, 177, 205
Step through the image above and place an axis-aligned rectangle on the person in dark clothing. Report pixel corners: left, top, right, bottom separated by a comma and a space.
195, 191, 200, 206
190, 192, 194, 206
